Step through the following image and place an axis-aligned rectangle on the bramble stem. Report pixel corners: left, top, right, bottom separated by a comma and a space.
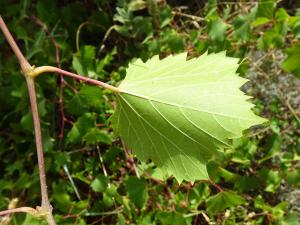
25, 77, 56, 225
28, 66, 121, 92
25, 77, 48, 205
0, 16, 56, 225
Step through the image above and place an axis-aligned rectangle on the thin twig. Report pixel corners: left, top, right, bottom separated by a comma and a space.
76, 22, 105, 52
63, 165, 81, 200
97, 25, 115, 56
28, 66, 120, 92
97, 146, 108, 177
172, 11, 206, 22
203, 179, 224, 192
286, 99, 300, 125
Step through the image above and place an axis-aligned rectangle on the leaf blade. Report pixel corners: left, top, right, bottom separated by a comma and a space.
111, 52, 266, 182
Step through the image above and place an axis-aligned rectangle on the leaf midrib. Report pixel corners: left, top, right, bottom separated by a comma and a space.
119, 91, 257, 121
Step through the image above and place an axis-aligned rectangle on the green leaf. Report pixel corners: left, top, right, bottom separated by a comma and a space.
277, 213, 300, 225
26, 29, 46, 60
22, 214, 48, 225
91, 175, 109, 192
259, 167, 281, 192
258, 134, 281, 163
156, 211, 188, 225
272, 202, 289, 220
83, 128, 112, 145
66, 86, 103, 116
77, 86, 103, 107
66, 113, 95, 144
72, 45, 96, 78
125, 176, 148, 208
208, 18, 228, 43
159, 5, 172, 28
164, 30, 185, 53
286, 168, 300, 186
128, 0, 147, 11
251, 17, 271, 27
206, 191, 245, 213
111, 52, 266, 182
282, 44, 300, 77
256, 0, 276, 19
20, 112, 33, 131
234, 176, 260, 192
233, 15, 251, 41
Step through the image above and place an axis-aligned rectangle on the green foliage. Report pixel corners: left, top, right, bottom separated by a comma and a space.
125, 176, 148, 208
282, 43, 300, 77
206, 191, 245, 213
91, 175, 109, 193
1, 0, 300, 225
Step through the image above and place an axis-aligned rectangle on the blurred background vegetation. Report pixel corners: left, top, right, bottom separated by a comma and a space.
0, 0, 300, 224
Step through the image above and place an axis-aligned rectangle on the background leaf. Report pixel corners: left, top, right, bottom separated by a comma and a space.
206, 191, 245, 213
125, 176, 148, 208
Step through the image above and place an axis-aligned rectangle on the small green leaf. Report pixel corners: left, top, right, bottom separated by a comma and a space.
128, 0, 146, 11
117, 214, 126, 225
77, 86, 103, 107
272, 202, 289, 220
256, 0, 276, 19
22, 214, 48, 225
66, 86, 103, 116
234, 176, 260, 192
66, 113, 95, 144
125, 176, 148, 208
258, 134, 281, 164
259, 167, 281, 192
72, 45, 96, 78
233, 15, 251, 41
277, 213, 300, 225
20, 112, 33, 131
91, 175, 109, 192
206, 191, 245, 213
251, 17, 271, 27
83, 128, 112, 145
163, 29, 185, 52
159, 5, 172, 28
208, 18, 228, 42
286, 169, 300, 186
103, 192, 114, 207
282, 44, 300, 77
156, 211, 188, 225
